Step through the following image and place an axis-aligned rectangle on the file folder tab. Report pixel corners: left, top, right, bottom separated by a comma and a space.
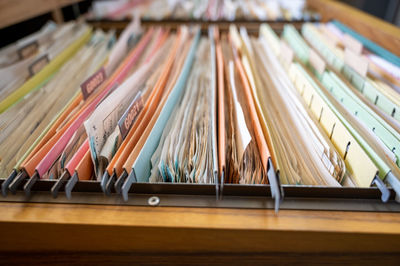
80, 66, 107, 100
28, 54, 50, 77
17, 40, 39, 60
117, 92, 144, 140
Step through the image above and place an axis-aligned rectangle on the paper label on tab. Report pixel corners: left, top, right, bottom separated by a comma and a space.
28, 54, 49, 77
280, 40, 294, 67
118, 91, 144, 139
309, 49, 326, 76
17, 41, 39, 59
344, 48, 369, 77
320, 25, 339, 47
80, 67, 106, 100
343, 34, 363, 54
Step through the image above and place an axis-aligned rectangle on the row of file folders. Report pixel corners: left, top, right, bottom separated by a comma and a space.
0, 18, 399, 211
88, 0, 319, 22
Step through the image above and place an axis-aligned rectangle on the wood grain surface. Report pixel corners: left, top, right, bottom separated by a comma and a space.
0, 202, 399, 254
0, 0, 82, 28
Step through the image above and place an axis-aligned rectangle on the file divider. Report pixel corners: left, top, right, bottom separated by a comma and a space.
0, 177, 399, 212
51, 170, 71, 198
267, 158, 283, 212
219, 169, 225, 200
65, 172, 79, 199
372, 176, 390, 202
115, 170, 128, 194
214, 171, 220, 201
8, 170, 28, 195
1, 170, 17, 197
105, 172, 117, 195
100, 171, 109, 193
121, 171, 137, 201
0, 178, 395, 199
23, 171, 39, 197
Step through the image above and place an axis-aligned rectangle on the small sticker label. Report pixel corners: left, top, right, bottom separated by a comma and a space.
320, 25, 339, 48
28, 54, 49, 76
17, 41, 39, 59
343, 34, 363, 54
280, 40, 294, 67
118, 92, 144, 139
309, 49, 326, 76
80, 67, 106, 100
344, 48, 369, 77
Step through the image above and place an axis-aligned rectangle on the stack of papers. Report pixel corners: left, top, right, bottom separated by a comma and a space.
1, 18, 400, 208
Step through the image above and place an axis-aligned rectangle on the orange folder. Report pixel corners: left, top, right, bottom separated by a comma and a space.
20, 93, 82, 167
232, 45, 271, 175
65, 139, 89, 175
74, 149, 93, 181
120, 36, 191, 176
108, 29, 184, 177
215, 28, 226, 179
104, 31, 172, 177
21, 28, 155, 178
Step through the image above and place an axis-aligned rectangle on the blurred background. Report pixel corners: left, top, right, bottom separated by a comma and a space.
340, 0, 400, 25
0, 0, 399, 48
